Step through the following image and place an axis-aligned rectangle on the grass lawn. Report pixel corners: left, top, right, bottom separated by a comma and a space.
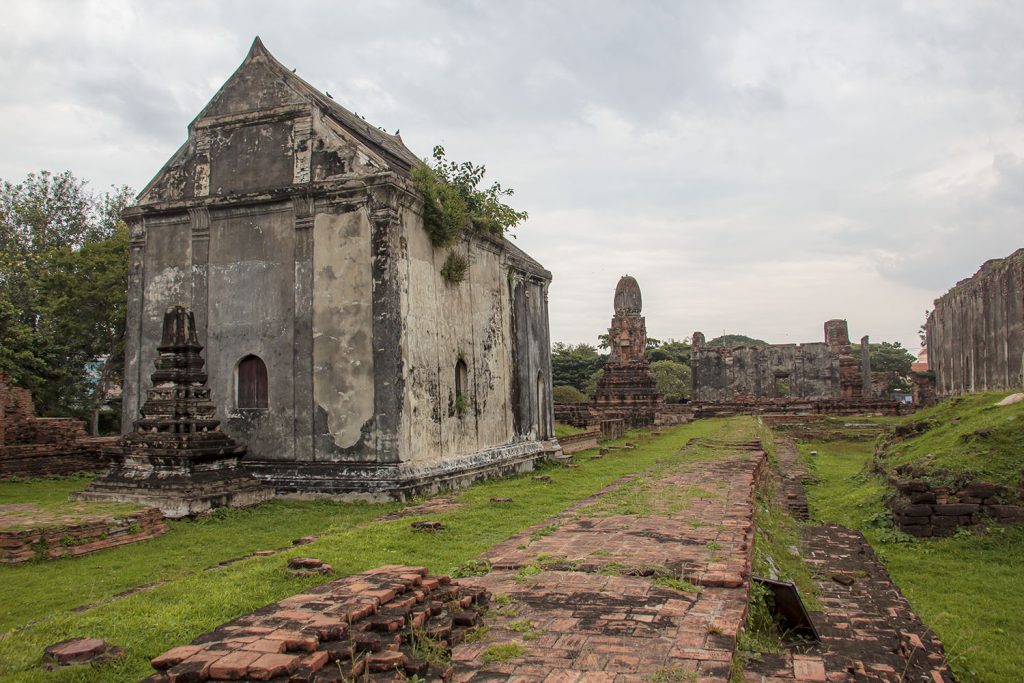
0, 417, 747, 682
799, 438, 1024, 683
880, 390, 1024, 488
553, 422, 587, 438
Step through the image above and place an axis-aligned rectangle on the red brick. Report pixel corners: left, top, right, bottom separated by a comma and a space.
246, 653, 300, 680
265, 630, 317, 652
239, 639, 286, 654
152, 645, 203, 670
208, 650, 261, 679
793, 655, 827, 682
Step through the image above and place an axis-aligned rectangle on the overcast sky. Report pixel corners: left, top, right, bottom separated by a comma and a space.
2, 1, 1022, 354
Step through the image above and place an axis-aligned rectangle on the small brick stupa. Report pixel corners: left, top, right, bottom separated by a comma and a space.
592, 275, 662, 425
74, 306, 272, 517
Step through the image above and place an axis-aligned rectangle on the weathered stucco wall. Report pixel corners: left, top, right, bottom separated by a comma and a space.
400, 205, 550, 469
927, 249, 1024, 395
208, 205, 296, 461
691, 342, 839, 402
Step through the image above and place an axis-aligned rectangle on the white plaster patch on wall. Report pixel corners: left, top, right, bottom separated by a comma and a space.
312, 210, 375, 449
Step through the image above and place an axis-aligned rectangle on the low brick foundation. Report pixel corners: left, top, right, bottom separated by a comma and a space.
888, 478, 1024, 537
0, 506, 167, 564
556, 398, 902, 436
557, 429, 600, 454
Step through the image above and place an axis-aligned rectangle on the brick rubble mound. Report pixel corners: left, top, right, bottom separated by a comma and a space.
142, 565, 490, 682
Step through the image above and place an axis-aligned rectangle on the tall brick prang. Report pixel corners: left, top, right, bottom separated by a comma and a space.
592, 275, 663, 426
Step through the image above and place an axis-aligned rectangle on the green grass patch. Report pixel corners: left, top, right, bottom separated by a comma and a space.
0, 419, 744, 683
652, 575, 700, 593
0, 475, 144, 530
554, 422, 587, 438
802, 437, 1024, 683
879, 390, 1024, 489
481, 642, 526, 663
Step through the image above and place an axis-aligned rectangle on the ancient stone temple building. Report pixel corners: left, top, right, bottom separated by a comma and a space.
121, 38, 556, 498
591, 276, 662, 425
926, 248, 1024, 396
690, 320, 869, 402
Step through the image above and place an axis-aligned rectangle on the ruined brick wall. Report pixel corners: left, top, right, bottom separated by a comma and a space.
926, 248, 1024, 395
0, 374, 112, 477
690, 320, 868, 402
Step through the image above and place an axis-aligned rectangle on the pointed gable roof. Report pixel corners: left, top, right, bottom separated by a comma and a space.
196, 37, 420, 174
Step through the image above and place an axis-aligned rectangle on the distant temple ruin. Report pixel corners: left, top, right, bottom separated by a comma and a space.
690, 320, 870, 402
926, 248, 1024, 396
120, 38, 557, 499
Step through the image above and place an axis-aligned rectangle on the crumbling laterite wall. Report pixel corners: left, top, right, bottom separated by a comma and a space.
926, 248, 1024, 396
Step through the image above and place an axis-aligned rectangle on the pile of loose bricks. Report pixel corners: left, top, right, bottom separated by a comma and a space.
0, 373, 113, 477
142, 565, 490, 682
0, 504, 167, 564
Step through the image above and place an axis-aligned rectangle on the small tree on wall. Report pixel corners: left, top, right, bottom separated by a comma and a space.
412, 146, 528, 250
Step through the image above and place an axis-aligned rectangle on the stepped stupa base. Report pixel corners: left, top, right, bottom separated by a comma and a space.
74, 306, 273, 518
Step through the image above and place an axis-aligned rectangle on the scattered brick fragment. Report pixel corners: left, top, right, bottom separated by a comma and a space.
44, 637, 122, 668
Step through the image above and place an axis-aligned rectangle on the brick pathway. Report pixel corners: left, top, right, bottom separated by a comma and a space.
743, 526, 955, 683
450, 437, 767, 682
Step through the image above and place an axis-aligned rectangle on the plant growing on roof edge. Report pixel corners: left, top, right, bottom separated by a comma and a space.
412, 145, 528, 249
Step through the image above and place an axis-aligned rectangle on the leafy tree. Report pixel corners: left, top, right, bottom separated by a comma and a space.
647, 338, 691, 364
649, 360, 691, 403
412, 145, 528, 248
550, 343, 606, 393
705, 334, 767, 348
0, 170, 133, 430
869, 341, 916, 392
38, 227, 129, 432
552, 385, 588, 403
